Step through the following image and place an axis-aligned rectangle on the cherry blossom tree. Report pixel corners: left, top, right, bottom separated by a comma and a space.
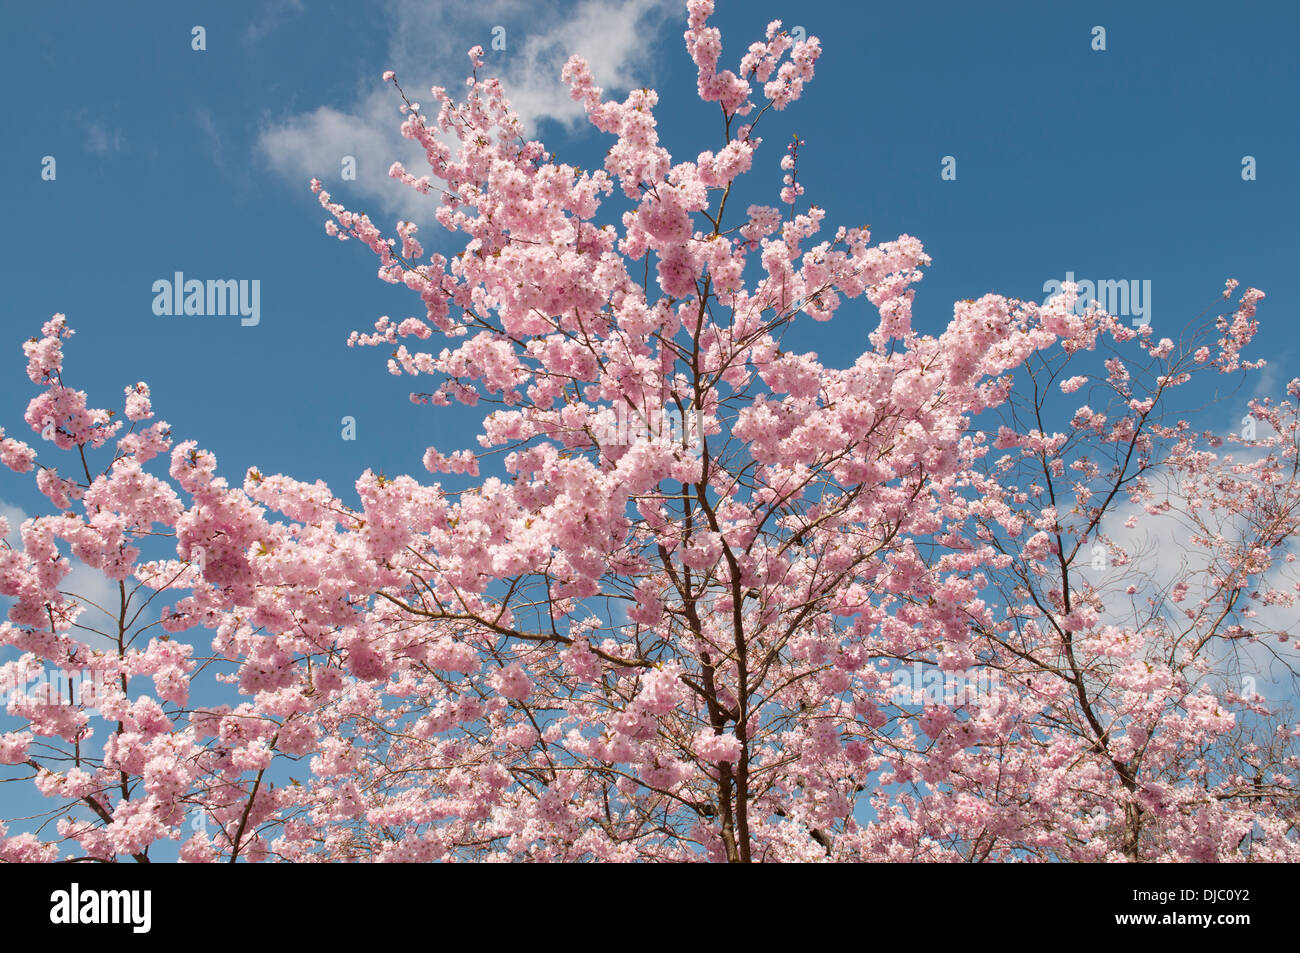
3, 0, 1298, 863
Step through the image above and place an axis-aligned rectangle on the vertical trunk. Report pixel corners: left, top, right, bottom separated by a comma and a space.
734, 736, 751, 862
1122, 800, 1143, 861
700, 651, 741, 862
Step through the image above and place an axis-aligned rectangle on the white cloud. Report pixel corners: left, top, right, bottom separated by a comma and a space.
472, 0, 679, 136
1089, 464, 1300, 703
258, 0, 678, 223
261, 93, 431, 220
0, 499, 28, 547
1, 498, 133, 650
60, 562, 124, 650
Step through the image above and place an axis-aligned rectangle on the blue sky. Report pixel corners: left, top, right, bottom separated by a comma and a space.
1, 0, 1298, 853
2, 0, 1296, 513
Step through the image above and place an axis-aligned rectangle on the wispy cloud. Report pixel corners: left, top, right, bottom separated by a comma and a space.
83, 120, 124, 156
194, 107, 228, 172
245, 0, 305, 44
258, 0, 678, 222
0, 498, 164, 651
1093, 466, 1300, 703
0, 500, 27, 547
